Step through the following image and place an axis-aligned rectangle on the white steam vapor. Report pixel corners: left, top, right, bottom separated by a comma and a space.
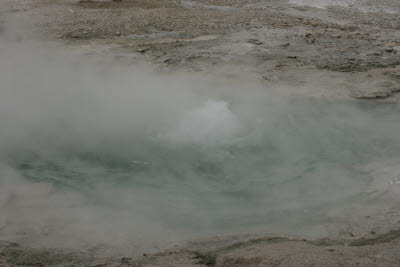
0, 35, 267, 254
1, 28, 400, 257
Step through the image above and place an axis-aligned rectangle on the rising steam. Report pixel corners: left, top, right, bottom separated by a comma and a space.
1, 28, 400, 257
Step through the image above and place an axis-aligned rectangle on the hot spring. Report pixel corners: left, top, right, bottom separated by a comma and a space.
1, 38, 400, 255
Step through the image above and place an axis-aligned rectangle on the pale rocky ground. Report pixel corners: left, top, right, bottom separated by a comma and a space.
2, 0, 400, 99
1, 0, 400, 266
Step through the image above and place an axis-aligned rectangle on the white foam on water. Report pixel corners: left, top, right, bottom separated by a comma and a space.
164, 99, 242, 145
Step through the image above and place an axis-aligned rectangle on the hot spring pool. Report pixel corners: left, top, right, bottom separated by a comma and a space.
1, 39, 400, 254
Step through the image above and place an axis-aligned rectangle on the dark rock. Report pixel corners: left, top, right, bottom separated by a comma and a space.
248, 39, 263, 45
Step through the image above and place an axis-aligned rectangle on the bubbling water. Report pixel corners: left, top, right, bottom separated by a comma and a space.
1, 37, 400, 256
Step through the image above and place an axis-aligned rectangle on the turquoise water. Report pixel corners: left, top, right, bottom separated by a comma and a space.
1, 40, 400, 252
3, 99, 400, 249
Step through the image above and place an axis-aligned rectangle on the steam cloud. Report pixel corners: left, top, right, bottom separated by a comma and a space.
1, 29, 400, 256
